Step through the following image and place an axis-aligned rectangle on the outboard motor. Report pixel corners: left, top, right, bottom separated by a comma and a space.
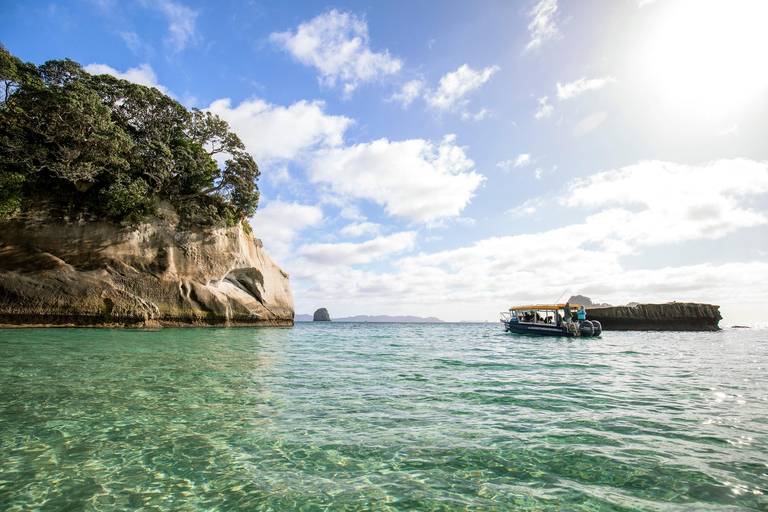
591, 320, 602, 336
579, 320, 594, 337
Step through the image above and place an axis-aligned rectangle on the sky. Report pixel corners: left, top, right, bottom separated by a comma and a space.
3, 0, 768, 323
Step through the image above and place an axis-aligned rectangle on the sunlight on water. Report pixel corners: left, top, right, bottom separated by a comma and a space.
0, 324, 766, 511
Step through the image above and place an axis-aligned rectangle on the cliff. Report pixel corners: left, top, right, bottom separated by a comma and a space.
0, 209, 294, 327
585, 303, 721, 331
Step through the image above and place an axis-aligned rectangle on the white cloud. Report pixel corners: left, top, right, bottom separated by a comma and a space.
136, 0, 198, 54
160, 0, 198, 53
296, 231, 416, 265
563, 159, 768, 246
207, 97, 353, 163
526, 0, 560, 52
339, 221, 382, 237
424, 64, 500, 113
389, 79, 425, 108
269, 10, 402, 97
84, 63, 171, 95
119, 31, 153, 57
557, 76, 616, 100
719, 124, 739, 136
535, 96, 553, 119
506, 197, 544, 217
514, 154, 532, 167
249, 200, 324, 262
497, 154, 532, 171
462, 108, 492, 122
290, 158, 768, 322
308, 135, 485, 225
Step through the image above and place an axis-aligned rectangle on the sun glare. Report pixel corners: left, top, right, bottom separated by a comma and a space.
638, 0, 768, 115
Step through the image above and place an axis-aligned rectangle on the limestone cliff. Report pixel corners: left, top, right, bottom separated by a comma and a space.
585, 303, 721, 331
0, 210, 294, 327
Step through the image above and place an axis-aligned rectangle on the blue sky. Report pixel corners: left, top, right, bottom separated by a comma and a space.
3, 0, 768, 322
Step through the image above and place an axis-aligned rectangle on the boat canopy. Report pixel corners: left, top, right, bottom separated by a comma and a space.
509, 304, 571, 311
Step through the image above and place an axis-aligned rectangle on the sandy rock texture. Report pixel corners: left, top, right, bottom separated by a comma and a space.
0, 211, 294, 327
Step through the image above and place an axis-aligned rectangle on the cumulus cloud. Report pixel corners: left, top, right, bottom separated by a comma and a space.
207, 97, 353, 163
286, 159, 768, 322
526, 0, 560, 52
296, 231, 417, 265
557, 76, 616, 100
84, 63, 171, 95
424, 64, 500, 113
249, 200, 324, 262
389, 79, 425, 108
340, 221, 382, 237
308, 135, 485, 225
535, 96, 554, 119
563, 159, 768, 246
269, 10, 402, 97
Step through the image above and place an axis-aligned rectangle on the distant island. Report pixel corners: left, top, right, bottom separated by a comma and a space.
296, 314, 445, 323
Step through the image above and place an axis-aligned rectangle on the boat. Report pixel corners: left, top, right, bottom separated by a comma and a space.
500, 304, 602, 337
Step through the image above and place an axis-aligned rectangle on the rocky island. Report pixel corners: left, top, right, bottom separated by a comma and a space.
568, 296, 722, 331
584, 303, 722, 331
0, 48, 293, 326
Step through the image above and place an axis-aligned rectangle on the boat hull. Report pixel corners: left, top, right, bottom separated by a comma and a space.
503, 321, 574, 337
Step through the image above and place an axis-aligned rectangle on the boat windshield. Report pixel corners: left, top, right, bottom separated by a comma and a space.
512, 308, 559, 325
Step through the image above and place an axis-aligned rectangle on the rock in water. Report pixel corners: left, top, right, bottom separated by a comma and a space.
0, 212, 294, 327
313, 308, 331, 321
586, 303, 721, 331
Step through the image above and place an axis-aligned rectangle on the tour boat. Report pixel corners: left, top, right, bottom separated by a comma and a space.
500, 304, 602, 337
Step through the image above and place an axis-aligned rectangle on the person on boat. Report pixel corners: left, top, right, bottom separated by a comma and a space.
563, 302, 571, 326
577, 306, 587, 321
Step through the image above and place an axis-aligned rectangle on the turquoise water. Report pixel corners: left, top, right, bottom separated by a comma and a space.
0, 324, 766, 511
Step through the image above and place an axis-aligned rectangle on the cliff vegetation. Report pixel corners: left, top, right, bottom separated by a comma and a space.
0, 44, 258, 227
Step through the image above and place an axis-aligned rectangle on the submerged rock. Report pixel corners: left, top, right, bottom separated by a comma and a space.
0, 211, 294, 327
313, 308, 331, 321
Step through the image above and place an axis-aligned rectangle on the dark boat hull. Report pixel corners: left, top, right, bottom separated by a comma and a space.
503, 321, 574, 337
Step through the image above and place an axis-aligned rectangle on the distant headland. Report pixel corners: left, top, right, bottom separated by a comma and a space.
297, 313, 445, 323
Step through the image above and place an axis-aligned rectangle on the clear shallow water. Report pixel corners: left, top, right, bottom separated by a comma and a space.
0, 324, 766, 511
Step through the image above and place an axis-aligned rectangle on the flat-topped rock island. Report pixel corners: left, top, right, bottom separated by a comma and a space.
584, 302, 722, 331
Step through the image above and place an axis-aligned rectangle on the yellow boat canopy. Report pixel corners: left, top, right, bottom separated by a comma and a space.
509, 304, 577, 311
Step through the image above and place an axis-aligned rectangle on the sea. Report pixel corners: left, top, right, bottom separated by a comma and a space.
0, 323, 766, 511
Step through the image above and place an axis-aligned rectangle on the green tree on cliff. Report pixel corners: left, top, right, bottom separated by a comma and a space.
0, 44, 259, 224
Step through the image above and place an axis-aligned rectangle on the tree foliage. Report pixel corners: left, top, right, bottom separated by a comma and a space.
0, 44, 259, 225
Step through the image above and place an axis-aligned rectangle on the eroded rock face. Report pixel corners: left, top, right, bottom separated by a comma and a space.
313, 308, 331, 322
0, 211, 294, 326
585, 303, 721, 331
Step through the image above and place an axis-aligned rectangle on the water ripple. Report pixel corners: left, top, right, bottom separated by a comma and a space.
0, 324, 766, 511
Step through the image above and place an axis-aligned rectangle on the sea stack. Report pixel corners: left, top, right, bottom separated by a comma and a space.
313, 308, 331, 321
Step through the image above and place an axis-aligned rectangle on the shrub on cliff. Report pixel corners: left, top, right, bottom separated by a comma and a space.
0, 44, 259, 225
